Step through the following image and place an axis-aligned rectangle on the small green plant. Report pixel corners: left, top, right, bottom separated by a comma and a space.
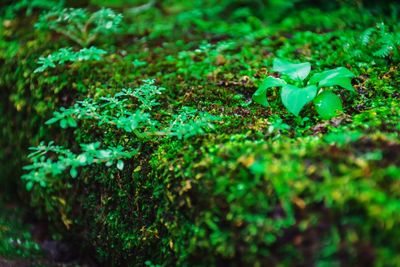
22, 141, 137, 190
3, 0, 64, 19
359, 22, 400, 58
23, 80, 218, 189
34, 46, 107, 73
267, 116, 291, 135
253, 58, 356, 119
35, 8, 123, 47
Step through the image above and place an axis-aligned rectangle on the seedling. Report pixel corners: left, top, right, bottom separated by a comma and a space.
35, 8, 123, 47
253, 58, 356, 119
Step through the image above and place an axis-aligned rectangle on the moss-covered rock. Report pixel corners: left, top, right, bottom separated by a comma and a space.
1, 0, 400, 266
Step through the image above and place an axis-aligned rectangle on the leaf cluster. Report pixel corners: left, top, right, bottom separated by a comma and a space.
23, 80, 218, 189
35, 7, 123, 47
22, 141, 137, 190
34, 46, 107, 73
253, 58, 356, 119
358, 22, 400, 59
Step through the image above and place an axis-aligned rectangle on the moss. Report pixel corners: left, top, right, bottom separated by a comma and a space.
0, 200, 43, 260
1, 0, 400, 265
40, 125, 400, 266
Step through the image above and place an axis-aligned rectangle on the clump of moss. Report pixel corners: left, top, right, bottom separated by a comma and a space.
1, 0, 400, 266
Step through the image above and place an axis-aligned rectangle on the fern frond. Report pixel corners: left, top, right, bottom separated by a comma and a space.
376, 22, 388, 35
352, 49, 363, 59
378, 32, 393, 45
361, 28, 374, 46
373, 44, 392, 58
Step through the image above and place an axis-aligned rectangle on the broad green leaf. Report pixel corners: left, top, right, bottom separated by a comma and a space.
60, 119, 68, 129
272, 58, 311, 81
45, 117, 59, 125
280, 85, 317, 116
309, 67, 355, 92
314, 91, 343, 119
252, 76, 286, 107
67, 117, 77, 127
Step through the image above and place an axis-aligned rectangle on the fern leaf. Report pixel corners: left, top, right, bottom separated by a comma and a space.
373, 44, 392, 58
352, 49, 363, 58
361, 28, 374, 46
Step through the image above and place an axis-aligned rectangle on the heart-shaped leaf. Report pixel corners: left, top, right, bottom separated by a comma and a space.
272, 58, 311, 81
280, 85, 317, 116
309, 67, 355, 92
313, 91, 343, 119
252, 76, 286, 107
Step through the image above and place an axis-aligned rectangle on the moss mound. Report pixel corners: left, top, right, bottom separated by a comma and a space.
1, 0, 400, 266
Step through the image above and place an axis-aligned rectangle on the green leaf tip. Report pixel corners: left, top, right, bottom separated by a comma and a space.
272, 58, 311, 81
309, 67, 355, 92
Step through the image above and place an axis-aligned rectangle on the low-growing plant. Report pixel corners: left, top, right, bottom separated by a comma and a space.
35, 7, 123, 47
267, 115, 291, 137
358, 22, 400, 58
253, 58, 356, 119
22, 80, 218, 189
34, 46, 107, 73
2, 0, 64, 19
22, 141, 137, 190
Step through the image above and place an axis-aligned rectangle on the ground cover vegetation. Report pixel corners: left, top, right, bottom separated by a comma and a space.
0, 0, 399, 266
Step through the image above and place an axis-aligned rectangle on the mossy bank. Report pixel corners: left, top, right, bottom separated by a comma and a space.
1, 0, 399, 266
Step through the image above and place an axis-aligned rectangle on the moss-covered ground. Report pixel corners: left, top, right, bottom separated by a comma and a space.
1, 0, 400, 266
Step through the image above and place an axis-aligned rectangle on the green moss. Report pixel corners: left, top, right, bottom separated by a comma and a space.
1, 0, 400, 265
0, 200, 43, 260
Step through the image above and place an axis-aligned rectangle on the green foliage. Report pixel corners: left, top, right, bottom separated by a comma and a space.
142, 132, 400, 266
1, 0, 400, 266
313, 91, 343, 119
0, 22, 19, 60
44, 80, 217, 136
308, 67, 355, 93
0, 200, 43, 260
359, 22, 400, 58
252, 76, 286, 107
22, 141, 137, 190
324, 130, 362, 146
167, 106, 218, 139
35, 7, 123, 47
34, 46, 107, 73
272, 58, 311, 81
280, 84, 317, 116
118, 79, 165, 111
2, 0, 64, 19
253, 58, 356, 119
22, 80, 218, 190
